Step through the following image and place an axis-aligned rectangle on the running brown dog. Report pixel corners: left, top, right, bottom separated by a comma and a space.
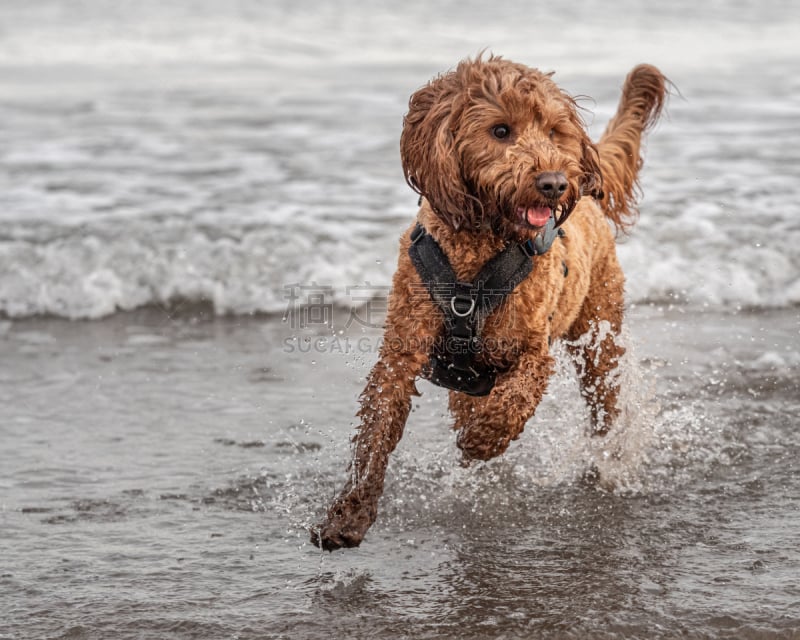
312, 55, 667, 550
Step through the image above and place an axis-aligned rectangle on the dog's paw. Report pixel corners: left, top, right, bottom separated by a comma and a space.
309, 523, 365, 551
580, 464, 601, 487
579, 462, 620, 492
456, 421, 512, 462
309, 498, 374, 551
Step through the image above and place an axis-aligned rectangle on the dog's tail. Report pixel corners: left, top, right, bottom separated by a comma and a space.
596, 64, 668, 231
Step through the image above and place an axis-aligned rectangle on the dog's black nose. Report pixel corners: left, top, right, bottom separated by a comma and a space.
535, 172, 568, 199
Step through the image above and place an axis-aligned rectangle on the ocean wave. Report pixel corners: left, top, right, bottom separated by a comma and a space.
1, 206, 798, 320
0, 220, 399, 319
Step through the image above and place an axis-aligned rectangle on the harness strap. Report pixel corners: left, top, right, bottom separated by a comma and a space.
408, 217, 561, 396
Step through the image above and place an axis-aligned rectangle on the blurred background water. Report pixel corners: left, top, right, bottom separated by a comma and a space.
0, 0, 798, 318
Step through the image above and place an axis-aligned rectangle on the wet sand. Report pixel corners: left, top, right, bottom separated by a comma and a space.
1, 305, 799, 639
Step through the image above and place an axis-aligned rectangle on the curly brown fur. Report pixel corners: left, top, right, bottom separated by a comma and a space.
596, 64, 667, 230
312, 56, 667, 551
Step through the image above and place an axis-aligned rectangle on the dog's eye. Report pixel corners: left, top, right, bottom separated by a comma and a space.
548, 128, 556, 139
492, 124, 511, 140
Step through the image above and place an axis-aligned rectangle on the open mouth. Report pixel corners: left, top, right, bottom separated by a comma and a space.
515, 205, 553, 228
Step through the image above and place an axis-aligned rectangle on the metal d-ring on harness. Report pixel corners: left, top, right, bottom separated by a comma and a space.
408, 215, 563, 396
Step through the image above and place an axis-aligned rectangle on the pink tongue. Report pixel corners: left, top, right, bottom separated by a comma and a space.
524, 206, 551, 227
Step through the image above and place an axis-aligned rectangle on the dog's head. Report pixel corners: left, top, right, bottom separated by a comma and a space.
400, 56, 603, 235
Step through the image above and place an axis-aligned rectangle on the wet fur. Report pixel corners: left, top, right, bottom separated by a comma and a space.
312, 57, 666, 551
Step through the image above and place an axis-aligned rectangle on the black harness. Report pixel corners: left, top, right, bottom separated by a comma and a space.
408, 216, 562, 396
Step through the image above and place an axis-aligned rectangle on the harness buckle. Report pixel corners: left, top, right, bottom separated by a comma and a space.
450, 294, 476, 318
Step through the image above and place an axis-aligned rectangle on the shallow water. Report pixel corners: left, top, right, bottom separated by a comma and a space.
2, 306, 800, 639
2, 0, 800, 638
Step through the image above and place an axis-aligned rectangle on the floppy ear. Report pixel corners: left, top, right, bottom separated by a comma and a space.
399, 75, 476, 229
580, 138, 604, 200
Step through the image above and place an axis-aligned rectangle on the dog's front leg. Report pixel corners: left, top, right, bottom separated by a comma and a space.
453, 342, 554, 462
311, 350, 423, 551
